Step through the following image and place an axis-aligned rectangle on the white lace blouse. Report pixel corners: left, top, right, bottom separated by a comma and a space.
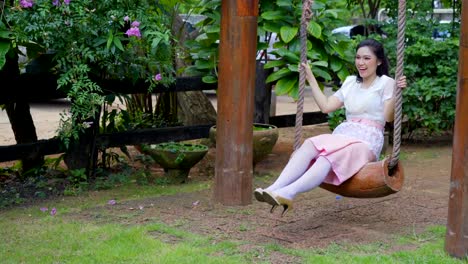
333, 75, 395, 126
331, 75, 396, 158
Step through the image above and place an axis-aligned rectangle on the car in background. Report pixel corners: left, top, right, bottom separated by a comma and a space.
331, 24, 387, 39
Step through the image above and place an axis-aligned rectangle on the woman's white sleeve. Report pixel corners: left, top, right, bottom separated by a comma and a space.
333, 76, 355, 102
383, 77, 396, 101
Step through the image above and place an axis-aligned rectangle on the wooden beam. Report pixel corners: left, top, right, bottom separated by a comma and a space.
445, 0, 468, 258
0, 75, 217, 104
0, 125, 213, 163
214, 0, 258, 205
0, 138, 63, 163
96, 125, 213, 148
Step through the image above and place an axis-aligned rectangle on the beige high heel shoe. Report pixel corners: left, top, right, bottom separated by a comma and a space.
276, 196, 293, 217
262, 190, 293, 217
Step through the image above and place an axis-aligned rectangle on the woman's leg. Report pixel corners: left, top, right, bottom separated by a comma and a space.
273, 156, 332, 200
265, 140, 319, 192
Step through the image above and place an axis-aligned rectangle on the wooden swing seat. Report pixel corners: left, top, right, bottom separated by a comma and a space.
319, 157, 404, 198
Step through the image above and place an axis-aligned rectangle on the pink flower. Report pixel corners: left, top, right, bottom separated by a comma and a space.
50, 208, 57, 216
107, 199, 116, 205
154, 73, 162, 81
40, 207, 48, 212
131, 21, 140, 27
20, 0, 34, 8
125, 27, 141, 38
124, 16, 130, 22
64, 0, 70, 4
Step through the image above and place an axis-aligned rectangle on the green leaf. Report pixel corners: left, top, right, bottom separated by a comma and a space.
264, 60, 286, 69
313, 67, 332, 81
311, 1, 326, 10
266, 67, 291, 83
288, 64, 298, 72
0, 30, 12, 39
262, 23, 282, 33
330, 59, 343, 72
311, 60, 328, 67
151, 37, 162, 53
204, 25, 220, 34
195, 59, 215, 70
287, 38, 312, 54
280, 26, 298, 44
275, 48, 300, 62
202, 75, 218, 83
277, 0, 292, 7
289, 83, 300, 100
0, 41, 10, 70
324, 9, 339, 19
275, 77, 297, 96
93, 37, 107, 47
307, 50, 321, 60
106, 31, 114, 50
261, 11, 285, 20
307, 21, 322, 39
113, 37, 124, 52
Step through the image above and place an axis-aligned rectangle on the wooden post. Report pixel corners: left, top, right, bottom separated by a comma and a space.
214, 0, 259, 205
445, 0, 468, 258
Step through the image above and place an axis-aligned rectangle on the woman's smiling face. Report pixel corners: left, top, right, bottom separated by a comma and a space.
355, 46, 380, 81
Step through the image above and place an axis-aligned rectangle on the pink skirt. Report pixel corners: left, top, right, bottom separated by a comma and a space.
306, 134, 376, 185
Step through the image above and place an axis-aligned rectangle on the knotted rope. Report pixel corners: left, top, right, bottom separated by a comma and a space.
294, 0, 314, 150
389, 0, 406, 169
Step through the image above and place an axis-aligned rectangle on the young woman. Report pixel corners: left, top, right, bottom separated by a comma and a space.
254, 39, 407, 216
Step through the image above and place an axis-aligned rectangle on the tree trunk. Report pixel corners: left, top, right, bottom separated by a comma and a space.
63, 110, 100, 177
172, 14, 217, 126
5, 102, 44, 173
177, 91, 217, 126
1, 51, 44, 175
254, 61, 273, 124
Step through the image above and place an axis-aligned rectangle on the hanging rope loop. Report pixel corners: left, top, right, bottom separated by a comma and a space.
389, 0, 406, 169
294, 0, 314, 150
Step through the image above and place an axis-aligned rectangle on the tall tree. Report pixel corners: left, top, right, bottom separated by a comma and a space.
347, 0, 382, 19
1, 0, 44, 175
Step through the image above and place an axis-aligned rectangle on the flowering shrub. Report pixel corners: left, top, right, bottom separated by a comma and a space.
3, 0, 177, 147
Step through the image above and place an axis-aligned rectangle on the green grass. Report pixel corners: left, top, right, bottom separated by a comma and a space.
258, 226, 467, 264
0, 218, 248, 263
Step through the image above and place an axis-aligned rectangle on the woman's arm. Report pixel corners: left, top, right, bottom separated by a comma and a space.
301, 63, 343, 113
384, 76, 407, 122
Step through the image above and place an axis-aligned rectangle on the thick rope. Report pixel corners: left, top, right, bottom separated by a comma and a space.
295, 0, 313, 150
389, 0, 406, 169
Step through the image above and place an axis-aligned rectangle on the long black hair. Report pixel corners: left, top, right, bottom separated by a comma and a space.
355, 39, 390, 82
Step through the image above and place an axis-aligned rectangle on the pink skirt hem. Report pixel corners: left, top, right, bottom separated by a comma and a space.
306, 134, 376, 185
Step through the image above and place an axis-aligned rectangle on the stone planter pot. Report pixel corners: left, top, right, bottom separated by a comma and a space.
139, 142, 208, 183
209, 123, 279, 165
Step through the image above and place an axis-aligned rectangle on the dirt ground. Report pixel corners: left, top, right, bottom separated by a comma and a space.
72, 124, 453, 260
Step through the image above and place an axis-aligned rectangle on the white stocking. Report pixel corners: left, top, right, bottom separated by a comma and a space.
273, 156, 332, 200
265, 140, 319, 192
